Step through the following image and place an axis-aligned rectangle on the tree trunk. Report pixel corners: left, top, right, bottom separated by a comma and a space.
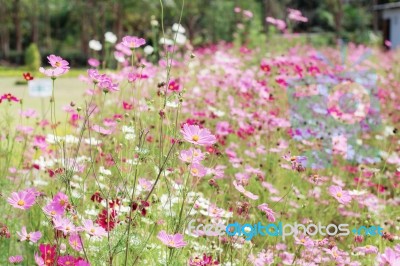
31, 0, 39, 44
13, 0, 22, 53
0, 0, 10, 59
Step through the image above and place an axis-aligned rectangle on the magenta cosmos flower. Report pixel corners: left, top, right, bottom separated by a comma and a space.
9, 255, 23, 264
180, 124, 217, 146
17, 226, 42, 243
328, 185, 352, 205
157, 230, 187, 248
121, 36, 146, 49
47, 55, 70, 69
7, 190, 36, 210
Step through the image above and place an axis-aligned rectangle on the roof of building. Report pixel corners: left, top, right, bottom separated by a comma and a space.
374, 2, 400, 11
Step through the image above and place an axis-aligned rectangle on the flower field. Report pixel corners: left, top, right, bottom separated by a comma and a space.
0, 36, 400, 266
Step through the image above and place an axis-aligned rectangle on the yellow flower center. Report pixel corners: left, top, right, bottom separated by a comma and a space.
336, 192, 342, 198
17, 200, 25, 206
192, 135, 199, 142
191, 168, 199, 175
59, 199, 66, 206
90, 228, 95, 234
55, 61, 61, 67
168, 240, 175, 246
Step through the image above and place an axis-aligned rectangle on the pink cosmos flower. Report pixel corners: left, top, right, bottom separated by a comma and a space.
189, 163, 207, 177
39, 67, 68, 78
7, 190, 36, 210
377, 247, 400, 265
9, 255, 23, 264
19, 108, 37, 118
328, 185, 352, 205
354, 245, 378, 254
88, 58, 100, 67
81, 219, 107, 238
47, 55, 70, 69
157, 230, 187, 248
138, 178, 153, 192
57, 255, 76, 266
257, 203, 276, 222
179, 148, 205, 163
17, 226, 42, 243
34, 253, 45, 266
295, 234, 314, 248
52, 192, 69, 210
233, 180, 259, 200
92, 125, 114, 135
43, 202, 65, 217
69, 233, 83, 251
121, 36, 146, 49
76, 260, 91, 266
181, 124, 217, 146
53, 216, 77, 235
288, 8, 308, 23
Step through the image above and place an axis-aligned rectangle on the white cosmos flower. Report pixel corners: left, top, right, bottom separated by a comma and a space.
99, 166, 111, 176
89, 40, 102, 51
159, 37, 174, 45
104, 32, 117, 44
174, 33, 186, 45
144, 45, 154, 55
172, 23, 185, 33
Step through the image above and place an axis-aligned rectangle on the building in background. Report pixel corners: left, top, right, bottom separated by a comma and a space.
375, 2, 400, 49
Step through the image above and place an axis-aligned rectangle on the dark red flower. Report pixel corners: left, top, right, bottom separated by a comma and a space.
91, 191, 103, 203
23, 72, 34, 81
131, 200, 150, 216
96, 209, 118, 231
